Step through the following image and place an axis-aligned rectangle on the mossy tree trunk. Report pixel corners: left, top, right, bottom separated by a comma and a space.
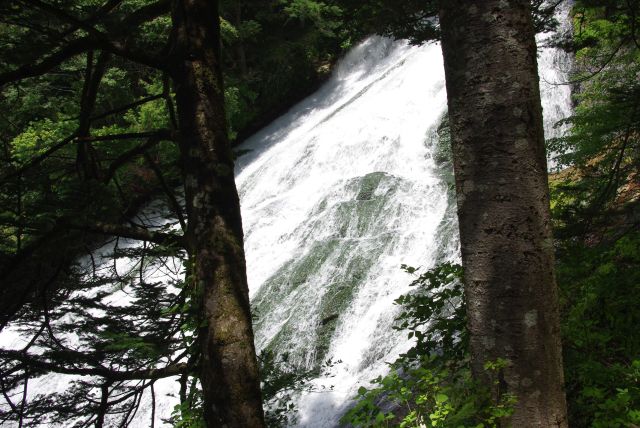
438, 1, 568, 426
169, 0, 265, 426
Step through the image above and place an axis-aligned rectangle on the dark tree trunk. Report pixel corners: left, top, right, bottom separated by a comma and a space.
169, 0, 265, 426
438, 1, 568, 426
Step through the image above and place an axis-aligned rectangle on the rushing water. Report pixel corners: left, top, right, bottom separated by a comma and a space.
0, 11, 572, 428
237, 37, 452, 427
538, 1, 574, 167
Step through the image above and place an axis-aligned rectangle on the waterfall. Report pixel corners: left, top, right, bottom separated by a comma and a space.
238, 38, 452, 427
0, 9, 572, 428
237, 11, 572, 424
538, 2, 574, 170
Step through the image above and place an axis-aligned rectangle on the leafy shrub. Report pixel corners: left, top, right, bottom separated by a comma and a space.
559, 233, 640, 427
341, 263, 516, 428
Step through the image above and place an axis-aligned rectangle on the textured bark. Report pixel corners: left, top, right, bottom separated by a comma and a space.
169, 0, 265, 426
438, 1, 568, 426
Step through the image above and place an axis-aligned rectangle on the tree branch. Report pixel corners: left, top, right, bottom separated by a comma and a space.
20, 0, 108, 40
0, 37, 94, 88
0, 0, 171, 88
105, 138, 162, 182
0, 130, 171, 183
76, 50, 111, 179
89, 94, 164, 123
144, 153, 186, 232
0, 133, 78, 183
79, 130, 171, 142
64, 220, 185, 247
1, 350, 188, 380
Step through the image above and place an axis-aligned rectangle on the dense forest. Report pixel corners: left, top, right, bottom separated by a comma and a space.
0, 0, 638, 427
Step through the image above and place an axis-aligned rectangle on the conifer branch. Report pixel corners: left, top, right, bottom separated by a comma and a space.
0, 37, 94, 88
65, 220, 185, 248
0, 0, 171, 88
0, 130, 172, 183
0, 350, 189, 380
0, 133, 79, 183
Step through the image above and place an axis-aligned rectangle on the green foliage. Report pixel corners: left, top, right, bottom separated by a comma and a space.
395, 263, 466, 364
2, 0, 638, 426
335, 0, 439, 45
123, 85, 169, 132
549, 0, 640, 236
172, 402, 206, 428
557, 232, 640, 427
224, 83, 258, 140
260, 351, 303, 427
280, 0, 343, 37
334, 0, 559, 46
219, 0, 350, 141
547, 4, 640, 425
170, 378, 206, 428
0, 2, 192, 425
0, 0, 356, 423
341, 263, 516, 428
220, 17, 241, 43
11, 119, 78, 162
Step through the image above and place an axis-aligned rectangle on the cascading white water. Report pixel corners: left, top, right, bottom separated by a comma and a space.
237, 38, 451, 427
0, 8, 572, 427
538, 1, 574, 166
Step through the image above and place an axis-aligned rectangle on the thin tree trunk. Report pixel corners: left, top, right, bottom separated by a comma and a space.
77, 50, 109, 180
438, 1, 568, 426
234, 2, 249, 77
169, 0, 265, 426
